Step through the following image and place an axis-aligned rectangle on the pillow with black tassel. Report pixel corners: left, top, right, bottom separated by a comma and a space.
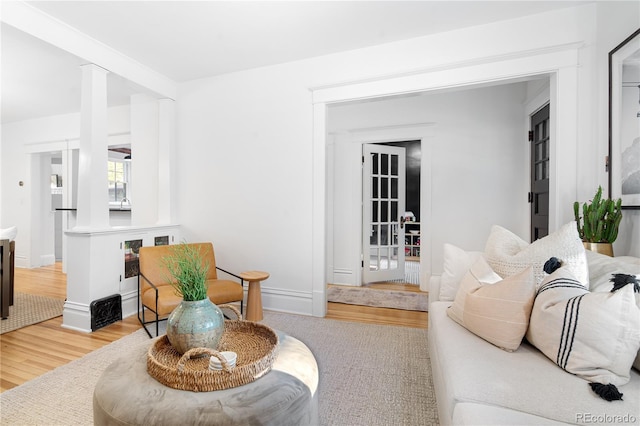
527, 262, 640, 402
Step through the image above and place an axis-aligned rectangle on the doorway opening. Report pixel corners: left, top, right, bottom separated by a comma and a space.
315, 51, 577, 319
51, 153, 64, 261
325, 122, 432, 296
326, 138, 425, 318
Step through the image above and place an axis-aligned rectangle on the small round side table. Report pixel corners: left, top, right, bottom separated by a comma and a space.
239, 270, 269, 321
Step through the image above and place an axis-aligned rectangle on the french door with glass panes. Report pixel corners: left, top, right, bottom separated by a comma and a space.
362, 144, 406, 283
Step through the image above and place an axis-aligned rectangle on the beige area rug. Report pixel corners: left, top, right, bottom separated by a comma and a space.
327, 285, 429, 312
0, 292, 65, 334
0, 311, 438, 426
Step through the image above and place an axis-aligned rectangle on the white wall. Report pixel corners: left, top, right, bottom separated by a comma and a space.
178, 69, 316, 313
176, 3, 639, 315
328, 83, 530, 278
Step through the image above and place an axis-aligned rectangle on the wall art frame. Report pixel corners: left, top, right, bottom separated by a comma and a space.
609, 28, 640, 209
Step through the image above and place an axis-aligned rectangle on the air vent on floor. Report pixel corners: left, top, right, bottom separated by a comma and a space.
90, 294, 122, 331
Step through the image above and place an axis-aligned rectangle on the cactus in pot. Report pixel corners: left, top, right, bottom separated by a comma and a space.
573, 186, 623, 244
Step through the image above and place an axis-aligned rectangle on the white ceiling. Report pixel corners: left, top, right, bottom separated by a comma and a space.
1, 1, 588, 124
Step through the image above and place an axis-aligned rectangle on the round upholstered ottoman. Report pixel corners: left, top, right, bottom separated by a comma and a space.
93, 331, 319, 426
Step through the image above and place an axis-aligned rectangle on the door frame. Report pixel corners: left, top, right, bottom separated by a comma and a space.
326, 124, 434, 291
313, 46, 580, 317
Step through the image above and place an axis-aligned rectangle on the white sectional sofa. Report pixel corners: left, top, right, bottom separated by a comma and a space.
429, 238, 640, 425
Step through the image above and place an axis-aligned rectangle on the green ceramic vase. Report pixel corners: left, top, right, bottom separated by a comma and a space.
166, 298, 225, 355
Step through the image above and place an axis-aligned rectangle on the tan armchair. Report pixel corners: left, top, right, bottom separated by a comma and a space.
137, 242, 244, 337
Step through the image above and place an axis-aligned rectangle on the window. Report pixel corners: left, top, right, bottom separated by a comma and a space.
108, 160, 129, 203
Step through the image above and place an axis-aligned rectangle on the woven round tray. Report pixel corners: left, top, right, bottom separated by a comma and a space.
147, 320, 279, 392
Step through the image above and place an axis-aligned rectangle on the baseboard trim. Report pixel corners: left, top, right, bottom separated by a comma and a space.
40, 254, 56, 266
332, 268, 357, 286
120, 290, 138, 319
62, 300, 92, 333
260, 286, 314, 316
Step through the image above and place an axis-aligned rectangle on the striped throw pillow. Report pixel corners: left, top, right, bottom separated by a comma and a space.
526, 268, 640, 386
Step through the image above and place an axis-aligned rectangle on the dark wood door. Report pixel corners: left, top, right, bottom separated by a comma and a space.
530, 104, 550, 241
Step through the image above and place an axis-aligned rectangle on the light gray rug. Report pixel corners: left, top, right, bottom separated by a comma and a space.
0, 311, 438, 426
0, 292, 65, 334
327, 285, 429, 312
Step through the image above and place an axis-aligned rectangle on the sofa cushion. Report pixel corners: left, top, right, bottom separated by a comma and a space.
447, 258, 535, 352
484, 221, 588, 289
526, 267, 640, 386
452, 402, 568, 425
439, 243, 484, 301
430, 301, 640, 424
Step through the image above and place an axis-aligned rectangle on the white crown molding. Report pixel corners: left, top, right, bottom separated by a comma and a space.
311, 42, 582, 104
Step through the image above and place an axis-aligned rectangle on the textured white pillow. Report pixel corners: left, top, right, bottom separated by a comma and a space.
447, 257, 535, 352
439, 243, 484, 301
526, 268, 640, 386
0, 226, 17, 241
484, 221, 588, 289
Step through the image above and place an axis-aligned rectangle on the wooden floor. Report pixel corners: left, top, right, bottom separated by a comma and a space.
326, 282, 428, 328
0, 263, 427, 392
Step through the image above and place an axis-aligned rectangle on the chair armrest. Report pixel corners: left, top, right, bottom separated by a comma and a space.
139, 272, 163, 292
216, 267, 245, 285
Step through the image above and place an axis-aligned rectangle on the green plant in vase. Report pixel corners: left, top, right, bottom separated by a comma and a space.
573, 186, 622, 256
163, 243, 209, 301
162, 243, 224, 354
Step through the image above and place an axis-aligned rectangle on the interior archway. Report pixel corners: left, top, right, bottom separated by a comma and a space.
310, 47, 580, 317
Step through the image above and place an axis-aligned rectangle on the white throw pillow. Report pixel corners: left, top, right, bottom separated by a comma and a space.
439, 243, 484, 301
447, 257, 535, 352
484, 221, 588, 289
583, 250, 640, 372
585, 249, 640, 292
526, 268, 640, 386
0, 226, 17, 241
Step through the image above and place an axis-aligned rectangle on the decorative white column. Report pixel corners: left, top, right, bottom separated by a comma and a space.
157, 99, 176, 224
64, 64, 111, 332
75, 64, 109, 229
130, 94, 159, 226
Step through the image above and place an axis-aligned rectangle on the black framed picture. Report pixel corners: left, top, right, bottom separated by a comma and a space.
609, 28, 640, 209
